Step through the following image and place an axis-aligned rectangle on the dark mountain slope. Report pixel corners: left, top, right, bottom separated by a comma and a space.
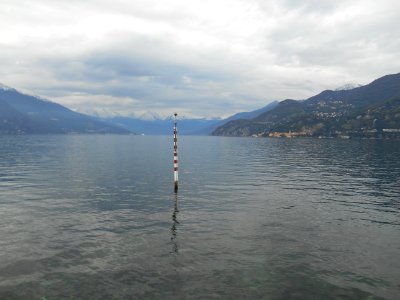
0, 87, 131, 134
0, 98, 42, 134
308, 73, 400, 107
202, 101, 278, 135
213, 100, 301, 136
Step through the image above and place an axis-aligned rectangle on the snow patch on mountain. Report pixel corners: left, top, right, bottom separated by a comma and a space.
0, 83, 15, 91
334, 83, 363, 91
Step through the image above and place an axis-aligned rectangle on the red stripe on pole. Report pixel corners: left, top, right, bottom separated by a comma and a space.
173, 113, 179, 192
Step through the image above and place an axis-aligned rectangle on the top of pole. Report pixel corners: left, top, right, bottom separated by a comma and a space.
174, 112, 178, 123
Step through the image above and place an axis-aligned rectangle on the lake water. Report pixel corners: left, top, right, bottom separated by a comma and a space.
0, 135, 399, 300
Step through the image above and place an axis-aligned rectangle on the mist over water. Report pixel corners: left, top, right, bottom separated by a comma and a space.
0, 135, 399, 299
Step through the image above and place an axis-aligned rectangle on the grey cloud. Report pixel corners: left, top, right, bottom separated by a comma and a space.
280, 0, 347, 13
34, 59, 241, 117
260, 1, 400, 84
31, 31, 246, 108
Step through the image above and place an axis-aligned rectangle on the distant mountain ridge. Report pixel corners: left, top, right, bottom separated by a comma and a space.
198, 101, 279, 135
213, 73, 400, 138
0, 86, 131, 134
104, 101, 279, 135
105, 116, 221, 135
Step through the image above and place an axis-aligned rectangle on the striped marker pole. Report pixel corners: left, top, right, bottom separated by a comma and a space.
173, 113, 179, 193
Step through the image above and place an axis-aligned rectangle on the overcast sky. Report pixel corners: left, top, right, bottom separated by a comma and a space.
1, 0, 399, 118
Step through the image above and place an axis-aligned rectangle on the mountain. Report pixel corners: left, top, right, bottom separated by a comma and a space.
198, 101, 279, 135
212, 99, 302, 136
213, 73, 400, 138
0, 85, 131, 134
106, 101, 279, 135
106, 116, 220, 135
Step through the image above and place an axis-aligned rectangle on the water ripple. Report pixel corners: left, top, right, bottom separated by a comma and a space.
0, 136, 399, 299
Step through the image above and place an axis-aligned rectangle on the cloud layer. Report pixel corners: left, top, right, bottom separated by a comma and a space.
1, 0, 399, 118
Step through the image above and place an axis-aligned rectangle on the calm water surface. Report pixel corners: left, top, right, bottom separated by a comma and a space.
0, 135, 399, 299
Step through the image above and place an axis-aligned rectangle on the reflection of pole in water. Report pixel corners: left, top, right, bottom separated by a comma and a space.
173, 113, 179, 193
171, 193, 179, 254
